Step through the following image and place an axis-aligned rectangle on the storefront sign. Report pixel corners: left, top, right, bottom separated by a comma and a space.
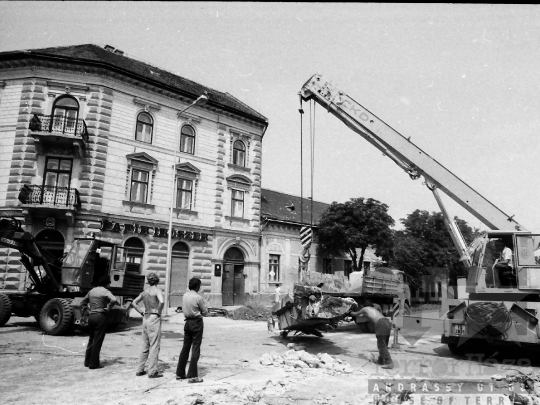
100, 219, 209, 241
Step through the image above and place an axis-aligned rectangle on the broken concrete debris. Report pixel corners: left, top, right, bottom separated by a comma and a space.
260, 349, 354, 374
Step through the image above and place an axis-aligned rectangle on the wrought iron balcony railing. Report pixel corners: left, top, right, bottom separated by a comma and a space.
18, 185, 81, 209
29, 114, 89, 143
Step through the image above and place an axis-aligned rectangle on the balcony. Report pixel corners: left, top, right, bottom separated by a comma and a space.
29, 115, 89, 158
18, 185, 81, 226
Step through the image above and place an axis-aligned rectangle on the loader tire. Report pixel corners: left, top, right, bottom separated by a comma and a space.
0, 293, 12, 326
40, 298, 73, 335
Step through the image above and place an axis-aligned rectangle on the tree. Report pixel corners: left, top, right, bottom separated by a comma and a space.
388, 209, 477, 288
317, 198, 395, 271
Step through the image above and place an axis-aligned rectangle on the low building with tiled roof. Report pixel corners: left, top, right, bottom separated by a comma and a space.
0, 43, 267, 312
259, 188, 382, 299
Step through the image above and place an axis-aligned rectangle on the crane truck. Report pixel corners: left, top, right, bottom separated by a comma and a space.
299, 74, 540, 354
0, 217, 145, 335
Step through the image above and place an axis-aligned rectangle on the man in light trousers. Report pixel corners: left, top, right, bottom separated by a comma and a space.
131, 272, 164, 378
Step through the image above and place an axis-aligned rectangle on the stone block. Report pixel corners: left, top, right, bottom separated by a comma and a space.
100, 101, 113, 110
6, 183, 19, 193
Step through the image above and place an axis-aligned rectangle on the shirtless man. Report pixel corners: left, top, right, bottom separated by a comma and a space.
132, 273, 164, 378
350, 305, 393, 368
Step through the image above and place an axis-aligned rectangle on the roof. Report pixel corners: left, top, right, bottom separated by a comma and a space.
261, 189, 330, 226
0, 44, 267, 125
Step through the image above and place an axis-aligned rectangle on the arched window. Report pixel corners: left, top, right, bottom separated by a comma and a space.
135, 112, 153, 144
124, 237, 145, 273
233, 140, 246, 167
180, 125, 195, 154
172, 242, 189, 258
51, 96, 79, 134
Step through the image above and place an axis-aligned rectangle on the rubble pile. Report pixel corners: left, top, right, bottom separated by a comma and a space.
492, 369, 540, 404
259, 348, 355, 375
277, 284, 355, 321
228, 302, 273, 322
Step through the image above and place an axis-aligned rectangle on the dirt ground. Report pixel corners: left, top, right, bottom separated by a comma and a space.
0, 310, 531, 405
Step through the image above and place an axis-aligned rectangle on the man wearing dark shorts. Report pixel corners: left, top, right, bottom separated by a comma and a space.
176, 277, 208, 383
350, 305, 393, 368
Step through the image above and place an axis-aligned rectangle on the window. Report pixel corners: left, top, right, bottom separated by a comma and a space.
135, 112, 153, 144
233, 140, 246, 167
176, 178, 193, 210
344, 260, 353, 278
269, 255, 280, 282
130, 169, 149, 203
44, 158, 72, 189
323, 259, 333, 274
51, 96, 79, 134
125, 153, 158, 206
42, 158, 73, 205
231, 189, 244, 218
180, 125, 195, 154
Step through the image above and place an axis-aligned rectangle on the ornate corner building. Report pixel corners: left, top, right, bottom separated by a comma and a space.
0, 44, 268, 307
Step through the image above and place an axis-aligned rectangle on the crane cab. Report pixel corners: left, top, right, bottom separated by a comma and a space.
467, 231, 540, 295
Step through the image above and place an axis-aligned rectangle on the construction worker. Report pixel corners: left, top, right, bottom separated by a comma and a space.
81, 275, 119, 369
350, 305, 393, 368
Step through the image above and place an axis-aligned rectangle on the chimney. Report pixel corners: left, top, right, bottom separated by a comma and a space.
104, 45, 115, 52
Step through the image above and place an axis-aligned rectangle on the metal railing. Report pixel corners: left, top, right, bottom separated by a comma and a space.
18, 185, 81, 208
29, 114, 89, 143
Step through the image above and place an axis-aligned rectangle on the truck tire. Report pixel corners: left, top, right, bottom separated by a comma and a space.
0, 293, 12, 326
39, 298, 73, 335
447, 342, 467, 356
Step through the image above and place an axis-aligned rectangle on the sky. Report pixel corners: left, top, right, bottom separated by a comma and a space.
1, 2, 539, 233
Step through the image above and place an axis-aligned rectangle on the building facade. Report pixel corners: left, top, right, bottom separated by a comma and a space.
259, 189, 382, 300
0, 44, 267, 308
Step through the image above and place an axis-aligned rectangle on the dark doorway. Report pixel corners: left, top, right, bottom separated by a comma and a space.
222, 247, 245, 306
170, 242, 189, 308
35, 229, 65, 281
35, 229, 65, 259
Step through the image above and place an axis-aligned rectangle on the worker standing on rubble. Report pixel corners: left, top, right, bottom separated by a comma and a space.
350, 305, 393, 368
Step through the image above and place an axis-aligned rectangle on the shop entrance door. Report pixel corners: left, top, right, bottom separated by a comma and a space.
169, 242, 189, 308
221, 247, 245, 306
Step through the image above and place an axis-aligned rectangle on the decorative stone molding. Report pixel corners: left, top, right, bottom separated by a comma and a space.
226, 174, 252, 191
47, 80, 89, 96
133, 97, 161, 111
267, 243, 284, 253
175, 162, 200, 179
177, 111, 202, 123
65, 212, 75, 227
227, 163, 251, 174
126, 152, 158, 173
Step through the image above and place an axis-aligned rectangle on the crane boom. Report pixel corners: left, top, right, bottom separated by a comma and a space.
299, 74, 526, 232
